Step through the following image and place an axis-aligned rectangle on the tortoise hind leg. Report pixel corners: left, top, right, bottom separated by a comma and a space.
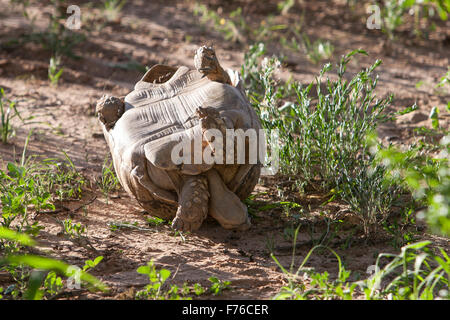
206, 169, 251, 231
234, 165, 261, 201
171, 175, 209, 232
128, 166, 177, 220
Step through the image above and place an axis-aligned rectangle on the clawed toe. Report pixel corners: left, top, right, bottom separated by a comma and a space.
171, 202, 207, 232
171, 215, 204, 232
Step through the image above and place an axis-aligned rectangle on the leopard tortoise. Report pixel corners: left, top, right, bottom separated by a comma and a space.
96, 46, 263, 232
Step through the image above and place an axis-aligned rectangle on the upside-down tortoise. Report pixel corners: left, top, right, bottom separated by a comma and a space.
96, 46, 263, 232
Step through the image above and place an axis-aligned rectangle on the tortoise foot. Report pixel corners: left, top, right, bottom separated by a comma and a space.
171, 175, 209, 232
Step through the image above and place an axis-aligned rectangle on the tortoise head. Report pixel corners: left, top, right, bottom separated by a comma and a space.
96, 95, 125, 129
194, 46, 232, 85
194, 46, 220, 75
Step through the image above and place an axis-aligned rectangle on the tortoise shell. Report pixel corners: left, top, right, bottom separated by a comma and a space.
99, 58, 262, 230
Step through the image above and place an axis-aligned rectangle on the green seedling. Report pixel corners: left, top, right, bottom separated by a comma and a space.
135, 260, 204, 300
48, 56, 63, 86
208, 276, 231, 296
102, 0, 127, 22
96, 157, 119, 203
0, 88, 26, 144
62, 219, 86, 239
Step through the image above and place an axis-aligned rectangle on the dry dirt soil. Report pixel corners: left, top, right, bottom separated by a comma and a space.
0, 0, 449, 299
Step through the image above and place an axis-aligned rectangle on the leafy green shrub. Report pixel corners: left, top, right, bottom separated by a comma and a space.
357, 241, 449, 300
43, 271, 64, 296
241, 43, 267, 96
0, 135, 85, 248
372, 132, 449, 236
1, 154, 85, 209
272, 228, 356, 300
0, 227, 106, 299
271, 228, 449, 300
244, 47, 399, 234
0, 136, 97, 299
135, 260, 174, 300
1, 161, 52, 233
